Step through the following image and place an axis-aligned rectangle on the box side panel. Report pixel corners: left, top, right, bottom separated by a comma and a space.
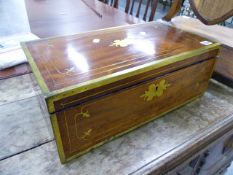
52, 58, 216, 162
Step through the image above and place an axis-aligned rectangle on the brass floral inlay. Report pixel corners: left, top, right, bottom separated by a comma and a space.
140, 80, 170, 101
79, 129, 92, 140
74, 107, 91, 140
57, 66, 76, 76
110, 38, 132, 47
75, 107, 90, 119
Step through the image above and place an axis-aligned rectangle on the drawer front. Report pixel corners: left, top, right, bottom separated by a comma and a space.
52, 58, 216, 162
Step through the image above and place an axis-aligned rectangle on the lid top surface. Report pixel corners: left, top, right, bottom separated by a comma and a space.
24, 22, 214, 92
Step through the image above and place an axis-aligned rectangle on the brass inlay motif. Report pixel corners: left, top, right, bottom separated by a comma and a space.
110, 38, 132, 47
141, 79, 170, 101
74, 107, 91, 139
79, 129, 92, 140
56, 66, 76, 76
75, 107, 90, 119
64, 67, 76, 75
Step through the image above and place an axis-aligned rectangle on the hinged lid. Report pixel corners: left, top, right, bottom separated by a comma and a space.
22, 22, 220, 113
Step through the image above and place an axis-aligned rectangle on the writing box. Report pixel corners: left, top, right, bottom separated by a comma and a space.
22, 22, 220, 163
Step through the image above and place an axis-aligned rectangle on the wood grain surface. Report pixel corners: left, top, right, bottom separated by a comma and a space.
24, 22, 216, 92
53, 50, 218, 112
54, 58, 216, 162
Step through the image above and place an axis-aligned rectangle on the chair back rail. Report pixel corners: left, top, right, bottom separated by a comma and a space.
99, 0, 159, 21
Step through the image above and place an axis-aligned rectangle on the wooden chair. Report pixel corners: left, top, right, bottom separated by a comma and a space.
162, 0, 233, 87
125, 0, 160, 21
163, 0, 233, 25
99, 0, 160, 21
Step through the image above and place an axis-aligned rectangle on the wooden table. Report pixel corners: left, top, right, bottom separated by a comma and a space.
0, 0, 140, 80
25, 0, 141, 38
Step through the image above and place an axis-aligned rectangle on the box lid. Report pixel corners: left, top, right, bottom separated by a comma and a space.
22, 22, 220, 112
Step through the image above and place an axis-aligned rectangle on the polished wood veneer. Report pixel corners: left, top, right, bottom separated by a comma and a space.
22, 22, 220, 163
55, 59, 215, 159
23, 22, 215, 92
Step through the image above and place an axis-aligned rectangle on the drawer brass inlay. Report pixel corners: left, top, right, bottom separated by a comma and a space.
80, 129, 92, 140
74, 107, 91, 139
75, 107, 90, 119
140, 79, 170, 101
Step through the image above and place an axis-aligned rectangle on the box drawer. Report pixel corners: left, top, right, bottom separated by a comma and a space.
51, 58, 215, 162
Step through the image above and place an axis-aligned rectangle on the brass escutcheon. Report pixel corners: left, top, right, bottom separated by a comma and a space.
140, 79, 170, 101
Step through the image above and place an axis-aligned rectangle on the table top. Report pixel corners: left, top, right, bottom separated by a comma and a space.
25, 0, 141, 38
22, 22, 219, 94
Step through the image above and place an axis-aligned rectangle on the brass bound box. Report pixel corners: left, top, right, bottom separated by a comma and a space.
22, 22, 220, 163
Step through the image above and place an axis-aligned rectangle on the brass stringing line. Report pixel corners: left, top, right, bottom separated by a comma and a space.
62, 95, 203, 162
74, 107, 91, 139
60, 71, 163, 107
47, 47, 171, 81
39, 24, 158, 84
47, 44, 220, 114
59, 54, 204, 107
54, 56, 157, 89
64, 110, 72, 153
43, 40, 184, 87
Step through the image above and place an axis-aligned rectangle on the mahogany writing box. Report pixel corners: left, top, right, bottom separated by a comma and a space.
22, 22, 220, 163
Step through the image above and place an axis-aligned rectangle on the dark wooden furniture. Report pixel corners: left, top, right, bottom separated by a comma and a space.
163, 0, 183, 21
163, 0, 233, 24
189, 0, 233, 25
24, 0, 141, 38
126, 0, 159, 21
213, 45, 233, 88
22, 22, 220, 163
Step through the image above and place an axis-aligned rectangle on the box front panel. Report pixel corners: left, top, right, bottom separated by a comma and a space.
52, 50, 219, 113
52, 58, 216, 162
